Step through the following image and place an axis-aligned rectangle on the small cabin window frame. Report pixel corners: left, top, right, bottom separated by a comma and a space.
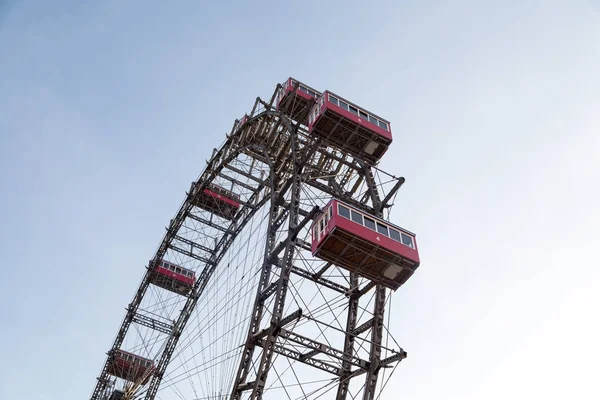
338, 204, 351, 219
376, 222, 389, 237
335, 201, 415, 249
363, 216, 376, 231
350, 210, 363, 225
326, 93, 389, 131
389, 228, 401, 242
401, 233, 414, 249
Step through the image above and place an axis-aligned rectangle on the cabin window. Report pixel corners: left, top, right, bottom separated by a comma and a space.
364, 216, 376, 231
359, 110, 368, 119
376, 222, 389, 237
369, 115, 378, 124
338, 204, 351, 219
338, 100, 349, 111
401, 233, 414, 248
317, 217, 323, 239
378, 120, 388, 131
351, 210, 363, 224
348, 105, 359, 116
389, 228, 401, 242
329, 95, 339, 106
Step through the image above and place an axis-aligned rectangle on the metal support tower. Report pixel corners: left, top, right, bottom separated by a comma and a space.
89, 81, 408, 400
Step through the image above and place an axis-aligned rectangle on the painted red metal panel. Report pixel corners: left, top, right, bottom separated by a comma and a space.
203, 188, 241, 208
155, 266, 195, 286
276, 85, 307, 107
277, 77, 320, 109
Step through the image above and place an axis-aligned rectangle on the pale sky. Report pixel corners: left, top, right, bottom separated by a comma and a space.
1, 1, 599, 399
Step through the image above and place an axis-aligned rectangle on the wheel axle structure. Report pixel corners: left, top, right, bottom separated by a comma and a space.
89, 78, 421, 400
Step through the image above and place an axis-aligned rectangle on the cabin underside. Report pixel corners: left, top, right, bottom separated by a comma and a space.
314, 227, 418, 291
150, 271, 193, 296
312, 110, 391, 164
107, 361, 150, 384
278, 93, 314, 123
191, 192, 238, 220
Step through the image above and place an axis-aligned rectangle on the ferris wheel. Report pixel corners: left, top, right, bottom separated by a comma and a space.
89, 77, 421, 400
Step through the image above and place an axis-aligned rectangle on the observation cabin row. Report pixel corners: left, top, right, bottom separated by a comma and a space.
290, 79, 320, 99
336, 203, 414, 249
276, 77, 393, 164
325, 94, 389, 132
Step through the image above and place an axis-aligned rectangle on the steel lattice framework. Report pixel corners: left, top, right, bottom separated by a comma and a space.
89, 81, 411, 400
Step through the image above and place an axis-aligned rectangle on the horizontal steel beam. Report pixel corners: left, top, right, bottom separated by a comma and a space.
279, 328, 369, 370
131, 312, 174, 335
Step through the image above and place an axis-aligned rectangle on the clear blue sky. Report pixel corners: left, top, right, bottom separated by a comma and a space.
1, 1, 599, 399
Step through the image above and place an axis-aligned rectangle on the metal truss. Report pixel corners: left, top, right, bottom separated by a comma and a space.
89, 81, 408, 400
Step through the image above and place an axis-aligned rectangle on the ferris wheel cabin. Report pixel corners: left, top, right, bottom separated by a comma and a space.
308, 92, 392, 165
150, 259, 195, 295
190, 183, 241, 220
276, 77, 321, 123
312, 199, 419, 291
107, 350, 155, 384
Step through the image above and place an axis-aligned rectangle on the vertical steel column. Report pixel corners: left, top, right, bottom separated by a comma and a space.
335, 273, 359, 400
250, 130, 302, 400
229, 172, 282, 398
362, 286, 386, 400
230, 126, 303, 400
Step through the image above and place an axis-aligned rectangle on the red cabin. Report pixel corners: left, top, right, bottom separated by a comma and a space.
150, 259, 195, 295
311, 199, 419, 291
107, 350, 154, 384
276, 77, 321, 123
190, 182, 241, 220
308, 92, 392, 164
